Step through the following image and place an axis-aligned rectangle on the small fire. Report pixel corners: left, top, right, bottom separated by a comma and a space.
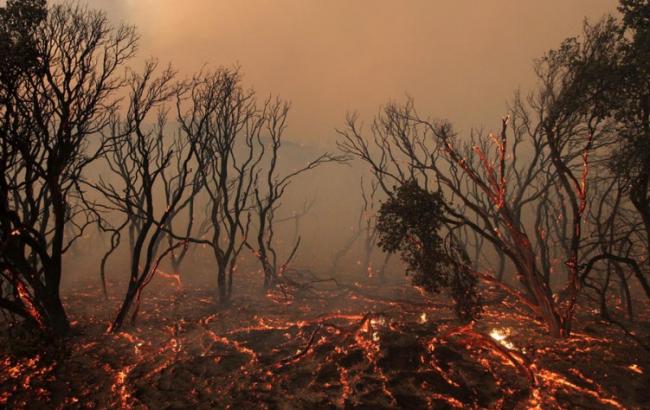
489, 328, 516, 350
419, 312, 427, 324
370, 316, 386, 328
134, 341, 144, 355
628, 364, 643, 375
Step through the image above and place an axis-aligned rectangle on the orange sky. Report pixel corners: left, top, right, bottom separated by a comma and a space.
88, 0, 616, 146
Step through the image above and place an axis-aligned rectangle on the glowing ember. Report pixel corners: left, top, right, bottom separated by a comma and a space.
489, 328, 516, 350
536, 369, 626, 410
111, 365, 136, 408
369, 316, 386, 328
1, 276, 647, 408
15, 281, 44, 329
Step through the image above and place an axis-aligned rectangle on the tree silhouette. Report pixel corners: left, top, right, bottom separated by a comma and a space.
0, 2, 137, 335
90, 61, 200, 331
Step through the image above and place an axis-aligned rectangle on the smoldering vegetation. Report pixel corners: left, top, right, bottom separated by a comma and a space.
1, 1, 650, 409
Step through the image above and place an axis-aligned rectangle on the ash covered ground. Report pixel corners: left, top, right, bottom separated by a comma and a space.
1, 272, 648, 410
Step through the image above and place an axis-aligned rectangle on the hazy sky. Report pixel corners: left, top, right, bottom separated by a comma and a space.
85, 0, 616, 146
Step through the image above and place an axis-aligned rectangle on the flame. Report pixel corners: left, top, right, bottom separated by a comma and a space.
489, 328, 516, 351
369, 316, 386, 328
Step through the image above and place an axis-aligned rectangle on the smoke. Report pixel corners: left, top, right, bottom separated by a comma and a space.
81, 0, 615, 145
52, 0, 617, 288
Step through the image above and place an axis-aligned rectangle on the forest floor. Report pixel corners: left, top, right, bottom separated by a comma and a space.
0, 271, 649, 409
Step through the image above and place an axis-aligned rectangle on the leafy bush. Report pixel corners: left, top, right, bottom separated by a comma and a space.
377, 180, 481, 321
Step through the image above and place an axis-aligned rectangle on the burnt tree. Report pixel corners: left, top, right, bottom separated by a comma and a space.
0, 2, 137, 335
179, 68, 262, 305
250, 99, 338, 289
91, 61, 199, 331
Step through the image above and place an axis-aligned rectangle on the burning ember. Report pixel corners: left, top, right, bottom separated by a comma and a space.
489, 327, 516, 350
0, 278, 648, 409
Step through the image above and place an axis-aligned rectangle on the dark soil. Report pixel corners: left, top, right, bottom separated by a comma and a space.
1, 275, 649, 409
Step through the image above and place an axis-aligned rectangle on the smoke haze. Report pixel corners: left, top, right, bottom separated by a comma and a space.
41, 0, 617, 285
82, 0, 615, 145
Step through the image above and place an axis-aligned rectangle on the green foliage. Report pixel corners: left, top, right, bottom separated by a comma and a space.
376, 180, 481, 322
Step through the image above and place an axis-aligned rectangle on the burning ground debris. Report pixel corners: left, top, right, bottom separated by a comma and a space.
0, 278, 649, 409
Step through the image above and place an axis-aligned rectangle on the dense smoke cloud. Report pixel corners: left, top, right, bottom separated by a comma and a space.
48, 0, 619, 284
80, 0, 614, 145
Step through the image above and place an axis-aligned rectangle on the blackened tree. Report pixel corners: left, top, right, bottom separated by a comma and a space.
0, 2, 137, 335
250, 99, 339, 290
90, 61, 200, 331
179, 68, 262, 305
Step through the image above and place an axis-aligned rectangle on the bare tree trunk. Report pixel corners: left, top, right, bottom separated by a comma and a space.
218, 262, 228, 305
111, 282, 137, 332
